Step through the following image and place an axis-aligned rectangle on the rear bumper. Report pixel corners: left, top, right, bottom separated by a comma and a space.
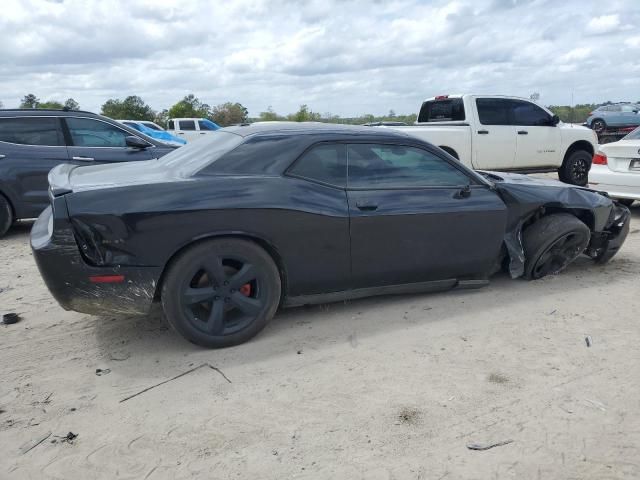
589, 165, 640, 200
31, 206, 161, 316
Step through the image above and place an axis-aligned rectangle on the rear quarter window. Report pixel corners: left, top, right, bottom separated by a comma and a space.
418, 98, 465, 122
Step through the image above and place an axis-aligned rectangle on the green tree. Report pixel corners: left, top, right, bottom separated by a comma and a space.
38, 100, 64, 109
64, 98, 80, 110
155, 109, 169, 128
210, 102, 249, 126
259, 106, 282, 121
167, 94, 210, 119
101, 95, 155, 120
287, 104, 321, 122
20, 94, 40, 109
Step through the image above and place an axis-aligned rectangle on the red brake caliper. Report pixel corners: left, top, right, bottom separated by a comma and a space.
239, 283, 252, 297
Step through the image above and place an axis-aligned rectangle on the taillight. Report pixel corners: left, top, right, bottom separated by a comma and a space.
593, 152, 608, 165
435, 95, 449, 100
588, 111, 593, 116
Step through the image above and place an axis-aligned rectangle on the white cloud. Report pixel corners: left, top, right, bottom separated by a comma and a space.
1, 0, 639, 116
586, 14, 620, 34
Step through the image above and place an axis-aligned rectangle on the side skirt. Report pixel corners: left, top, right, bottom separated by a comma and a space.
284, 278, 489, 308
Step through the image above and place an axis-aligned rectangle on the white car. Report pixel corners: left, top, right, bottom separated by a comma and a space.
386, 94, 598, 185
589, 126, 640, 207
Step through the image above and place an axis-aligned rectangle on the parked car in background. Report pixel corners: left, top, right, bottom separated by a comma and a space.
589, 126, 640, 207
32, 123, 629, 348
586, 103, 640, 133
167, 118, 221, 142
137, 120, 165, 131
117, 120, 186, 146
362, 121, 408, 126
383, 94, 598, 185
0, 109, 178, 237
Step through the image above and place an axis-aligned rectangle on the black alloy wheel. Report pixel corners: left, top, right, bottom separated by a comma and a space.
162, 239, 281, 348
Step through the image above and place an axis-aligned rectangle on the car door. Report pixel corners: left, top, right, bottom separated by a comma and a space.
511, 100, 561, 167
472, 97, 516, 169
63, 117, 153, 163
0, 116, 70, 218
346, 143, 507, 289
607, 105, 623, 126
620, 105, 640, 126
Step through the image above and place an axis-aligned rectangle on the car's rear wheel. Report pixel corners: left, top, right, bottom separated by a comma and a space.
0, 194, 13, 238
161, 238, 281, 348
558, 150, 591, 186
523, 214, 591, 280
591, 119, 606, 133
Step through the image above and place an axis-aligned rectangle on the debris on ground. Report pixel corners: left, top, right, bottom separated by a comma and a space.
297, 350, 303, 355
95, 368, 111, 376
2, 313, 22, 325
120, 363, 231, 403
19, 431, 52, 454
109, 352, 131, 361
52, 432, 78, 444
466, 439, 513, 451
585, 336, 592, 347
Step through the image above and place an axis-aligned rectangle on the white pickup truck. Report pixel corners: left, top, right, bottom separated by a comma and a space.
167, 118, 221, 142
386, 95, 598, 185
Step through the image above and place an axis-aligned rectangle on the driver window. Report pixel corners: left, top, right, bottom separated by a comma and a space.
347, 144, 472, 188
66, 117, 129, 147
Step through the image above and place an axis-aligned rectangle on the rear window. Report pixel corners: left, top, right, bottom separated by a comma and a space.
418, 98, 465, 123
624, 127, 640, 140
0, 117, 64, 146
159, 131, 244, 177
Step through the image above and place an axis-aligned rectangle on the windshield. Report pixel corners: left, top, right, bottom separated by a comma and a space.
624, 126, 640, 140
158, 130, 243, 176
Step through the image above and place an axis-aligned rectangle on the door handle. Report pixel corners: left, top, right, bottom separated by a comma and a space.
477, 130, 489, 134
178, 132, 184, 135
72, 156, 94, 162
0, 154, 5, 159
517, 130, 528, 135
356, 201, 378, 211
200, 132, 207, 135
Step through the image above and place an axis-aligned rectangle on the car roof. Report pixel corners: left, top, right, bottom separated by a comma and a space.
224, 121, 410, 138
0, 108, 100, 117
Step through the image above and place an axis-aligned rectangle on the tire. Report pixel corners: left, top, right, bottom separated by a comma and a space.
161, 238, 281, 348
522, 213, 591, 280
558, 150, 591, 186
591, 119, 606, 134
0, 194, 13, 238
616, 198, 635, 207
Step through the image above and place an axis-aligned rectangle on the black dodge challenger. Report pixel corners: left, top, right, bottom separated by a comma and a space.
31, 123, 630, 348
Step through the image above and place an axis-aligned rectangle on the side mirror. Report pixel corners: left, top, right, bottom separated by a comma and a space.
125, 136, 149, 149
550, 114, 560, 126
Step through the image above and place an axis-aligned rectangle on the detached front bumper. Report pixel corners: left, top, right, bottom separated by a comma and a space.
31, 205, 162, 316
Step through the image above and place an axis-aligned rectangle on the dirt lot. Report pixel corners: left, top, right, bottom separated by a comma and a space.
1, 206, 640, 479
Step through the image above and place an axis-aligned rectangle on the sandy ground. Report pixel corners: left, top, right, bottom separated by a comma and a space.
1, 206, 639, 479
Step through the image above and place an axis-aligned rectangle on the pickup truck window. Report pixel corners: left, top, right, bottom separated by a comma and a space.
512, 100, 552, 126
476, 98, 512, 125
179, 120, 196, 131
168, 120, 175, 130
347, 144, 471, 188
418, 98, 465, 122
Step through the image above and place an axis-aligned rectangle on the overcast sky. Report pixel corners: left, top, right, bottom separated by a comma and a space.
1, 0, 639, 117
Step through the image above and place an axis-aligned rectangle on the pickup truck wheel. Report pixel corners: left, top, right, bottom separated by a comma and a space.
523, 214, 590, 280
161, 238, 281, 348
558, 150, 590, 186
0, 195, 13, 238
591, 119, 606, 133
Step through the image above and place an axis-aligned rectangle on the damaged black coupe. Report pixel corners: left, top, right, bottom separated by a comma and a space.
31, 123, 630, 347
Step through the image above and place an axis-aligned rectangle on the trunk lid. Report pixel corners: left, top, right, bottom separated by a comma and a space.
600, 140, 640, 173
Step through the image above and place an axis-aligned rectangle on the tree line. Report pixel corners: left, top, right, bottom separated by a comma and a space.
9, 93, 637, 127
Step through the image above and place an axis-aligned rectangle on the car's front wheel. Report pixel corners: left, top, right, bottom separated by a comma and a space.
161, 238, 281, 348
558, 150, 591, 186
523, 214, 591, 280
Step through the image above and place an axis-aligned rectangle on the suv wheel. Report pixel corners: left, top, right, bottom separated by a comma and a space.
591, 119, 606, 133
0, 195, 13, 238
